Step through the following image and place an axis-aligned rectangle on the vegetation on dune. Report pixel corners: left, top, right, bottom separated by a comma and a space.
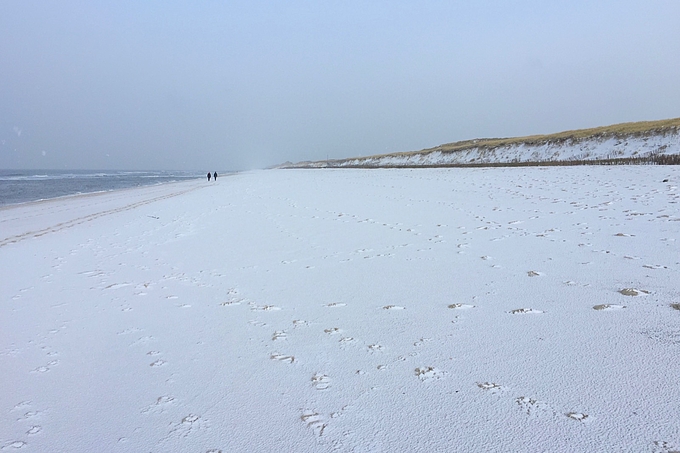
328, 154, 680, 168
279, 117, 680, 168
373, 117, 680, 160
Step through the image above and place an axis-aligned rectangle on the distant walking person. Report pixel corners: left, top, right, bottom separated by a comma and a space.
207, 172, 211, 181
213, 171, 218, 180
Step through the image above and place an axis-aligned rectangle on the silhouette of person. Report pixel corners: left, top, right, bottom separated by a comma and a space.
213, 171, 218, 180
207, 172, 211, 181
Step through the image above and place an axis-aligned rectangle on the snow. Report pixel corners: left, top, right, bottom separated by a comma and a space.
294, 132, 680, 167
2, 167, 680, 452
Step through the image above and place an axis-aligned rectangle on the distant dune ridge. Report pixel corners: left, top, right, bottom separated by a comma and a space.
281, 117, 680, 168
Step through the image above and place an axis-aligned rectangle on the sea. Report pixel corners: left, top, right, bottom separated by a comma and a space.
0, 170, 205, 207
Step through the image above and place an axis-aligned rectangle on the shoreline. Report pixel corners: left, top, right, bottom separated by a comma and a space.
0, 177, 204, 211
0, 178, 208, 248
0, 170, 207, 209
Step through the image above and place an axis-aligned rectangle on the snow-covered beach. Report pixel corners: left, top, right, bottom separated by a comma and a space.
2, 167, 679, 452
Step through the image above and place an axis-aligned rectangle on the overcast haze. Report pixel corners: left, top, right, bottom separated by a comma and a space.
2, 1, 680, 171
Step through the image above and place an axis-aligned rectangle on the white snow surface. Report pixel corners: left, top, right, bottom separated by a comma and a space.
296, 132, 680, 167
2, 167, 680, 452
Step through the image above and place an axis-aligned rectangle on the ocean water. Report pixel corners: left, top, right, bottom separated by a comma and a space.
0, 170, 205, 207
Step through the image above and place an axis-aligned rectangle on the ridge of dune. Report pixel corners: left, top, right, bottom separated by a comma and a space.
281, 117, 680, 168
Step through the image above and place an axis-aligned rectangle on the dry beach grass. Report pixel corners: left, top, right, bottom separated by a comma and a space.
282, 117, 680, 168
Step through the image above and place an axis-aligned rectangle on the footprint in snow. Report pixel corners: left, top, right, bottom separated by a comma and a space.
413, 338, 432, 347
220, 300, 241, 306
130, 336, 156, 346
251, 305, 281, 311
311, 373, 331, 390
11, 402, 31, 412
142, 396, 176, 415
509, 308, 545, 314
593, 304, 626, 311
653, 440, 680, 453
300, 410, 327, 437
367, 344, 384, 353
166, 413, 207, 439
415, 366, 446, 382
104, 282, 131, 290
17, 410, 42, 421
566, 412, 589, 422
448, 303, 475, 310
270, 353, 295, 363
31, 360, 59, 373
272, 331, 287, 341
516, 396, 552, 416
382, 305, 405, 310
527, 270, 544, 277
477, 382, 505, 393
619, 288, 650, 296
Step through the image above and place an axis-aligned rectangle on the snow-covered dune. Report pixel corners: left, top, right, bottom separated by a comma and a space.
284, 119, 680, 168
2, 167, 680, 452
335, 134, 680, 167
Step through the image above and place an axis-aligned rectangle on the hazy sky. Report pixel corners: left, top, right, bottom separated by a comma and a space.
2, 1, 680, 171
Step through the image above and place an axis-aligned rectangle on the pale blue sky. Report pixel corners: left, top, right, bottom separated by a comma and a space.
2, 1, 679, 170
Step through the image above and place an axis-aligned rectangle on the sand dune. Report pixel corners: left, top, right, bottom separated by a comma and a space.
283, 118, 680, 168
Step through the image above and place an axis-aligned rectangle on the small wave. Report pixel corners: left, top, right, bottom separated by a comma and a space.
0, 170, 203, 207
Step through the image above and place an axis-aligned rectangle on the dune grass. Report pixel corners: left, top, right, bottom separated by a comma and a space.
280, 117, 680, 168
383, 117, 680, 159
